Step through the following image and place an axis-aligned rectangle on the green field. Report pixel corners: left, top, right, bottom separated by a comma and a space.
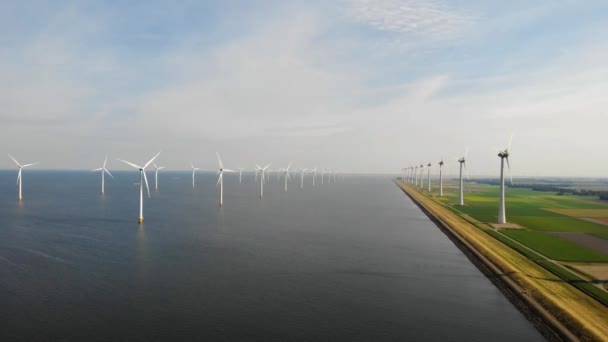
501, 230, 608, 262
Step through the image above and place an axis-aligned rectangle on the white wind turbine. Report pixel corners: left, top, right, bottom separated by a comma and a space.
238, 168, 245, 184
256, 163, 271, 198
91, 155, 113, 195
311, 167, 317, 187
299, 168, 308, 189
191, 163, 200, 188
118, 151, 161, 223
457, 148, 469, 206
8, 154, 38, 200
438, 159, 445, 197
216, 153, 235, 207
321, 168, 326, 185
427, 163, 432, 192
153, 163, 165, 191
414, 165, 418, 186
280, 162, 292, 192
498, 136, 513, 224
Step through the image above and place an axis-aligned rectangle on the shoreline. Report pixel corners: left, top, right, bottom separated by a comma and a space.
395, 181, 608, 341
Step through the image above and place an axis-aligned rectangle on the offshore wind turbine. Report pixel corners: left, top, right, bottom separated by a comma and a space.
299, 168, 308, 189
191, 163, 200, 188
118, 151, 161, 223
91, 155, 113, 195
311, 168, 317, 187
280, 163, 292, 192
216, 153, 234, 207
256, 163, 271, 198
457, 149, 469, 206
321, 168, 326, 185
427, 163, 432, 192
8, 154, 38, 200
438, 159, 445, 197
238, 168, 244, 184
152, 163, 165, 191
498, 136, 513, 224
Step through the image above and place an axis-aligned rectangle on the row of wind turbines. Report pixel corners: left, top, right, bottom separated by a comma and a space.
7, 152, 344, 224
401, 136, 513, 224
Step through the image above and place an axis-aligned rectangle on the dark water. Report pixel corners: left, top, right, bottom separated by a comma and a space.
0, 170, 543, 341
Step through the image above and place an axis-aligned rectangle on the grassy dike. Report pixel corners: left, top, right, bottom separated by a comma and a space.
395, 181, 608, 342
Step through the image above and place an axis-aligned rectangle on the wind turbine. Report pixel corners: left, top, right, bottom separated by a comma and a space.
8, 154, 38, 200
321, 168, 326, 185
118, 151, 161, 223
191, 163, 200, 188
281, 163, 292, 192
311, 167, 317, 187
419, 164, 424, 189
152, 163, 165, 191
414, 165, 418, 186
457, 149, 469, 206
216, 153, 234, 207
238, 168, 245, 184
427, 163, 432, 192
438, 159, 445, 197
498, 136, 513, 224
256, 163, 271, 198
333, 169, 337, 183
91, 155, 113, 195
299, 168, 308, 189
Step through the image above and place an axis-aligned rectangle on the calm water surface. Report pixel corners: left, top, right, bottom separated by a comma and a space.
0, 171, 543, 341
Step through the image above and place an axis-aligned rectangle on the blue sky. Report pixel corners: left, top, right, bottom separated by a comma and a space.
1, 0, 608, 176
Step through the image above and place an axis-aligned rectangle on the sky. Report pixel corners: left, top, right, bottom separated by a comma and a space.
1, 0, 608, 177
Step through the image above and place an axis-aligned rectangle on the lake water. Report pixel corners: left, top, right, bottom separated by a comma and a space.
0, 170, 543, 341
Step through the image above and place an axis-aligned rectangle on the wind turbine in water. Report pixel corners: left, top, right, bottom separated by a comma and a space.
8, 154, 38, 200
427, 163, 432, 192
216, 153, 234, 207
238, 168, 244, 184
321, 168, 326, 185
91, 155, 113, 195
256, 163, 271, 198
280, 163, 292, 192
118, 151, 161, 223
299, 168, 308, 189
153, 163, 165, 191
191, 163, 200, 188
498, 136, 513, 224
457, 149, 469, 206
311, 168, 317, 187
438, 159, 445, 197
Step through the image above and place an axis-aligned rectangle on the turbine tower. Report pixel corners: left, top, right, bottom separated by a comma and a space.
216, 153, 234, 207
152, 163, 165, 191
299, 168, 308, 189
281, 163, 292, 192
427, 163, 432, 192
191, 163, 200, 188
457, 149, 468, 206
311, 168, 317, 187
91, 155, 113, 195
8, 154, 38, 200
498, 136, 513, 224
419, 164, 424, 189
118, 151, 161, 223
321, 168, 325, 185
414, 166, 418, 186
256, 163, 271, 198
238, 168, 244, 184
438, 159, 445, 197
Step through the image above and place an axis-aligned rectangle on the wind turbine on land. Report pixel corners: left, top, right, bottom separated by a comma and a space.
118, 151, 161, 223
256, 163, 271, 198
91, 156, 113, 195
8, 154, 38, 200
152, 163, 165, 191
498, 136, 513, 224
299, 168, 308, 189
438, 159, 445, 197
216, 153, 234, 207
427, 163, 432, 192
414, 165, 418, 186
419, 164, 424, 189
457, 148, 469, 206
191, 163, 200, 188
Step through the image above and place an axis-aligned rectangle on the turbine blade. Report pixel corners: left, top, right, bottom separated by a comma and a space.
255, 164, 262, 170
142, 171, 151, 197
263, 163, 271, 170
224, 169, 235, 172
21, 163, 39, 168
104, 168, 114, 178
103, 155, 108, 168
216, 152, 224, 169
508, 133, 514, 152
118, 159, 142, 169
143, 151, 161, 169
216, 172, 223, 187
506, 157, 513, 185
8, 154, 21, 167
91, 168, 103, 172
